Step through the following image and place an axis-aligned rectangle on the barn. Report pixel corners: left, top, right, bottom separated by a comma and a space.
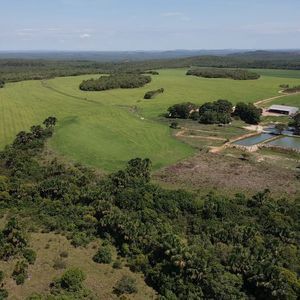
267, 105, 299, 116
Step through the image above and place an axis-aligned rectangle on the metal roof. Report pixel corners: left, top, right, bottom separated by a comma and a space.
268, 105, 299, 114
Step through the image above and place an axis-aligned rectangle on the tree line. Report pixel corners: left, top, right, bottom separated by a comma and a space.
2, 51, 300, 83
186, 68, 260, 80
79, 74, 152, 91
0, 119, 299, 299
167, 100, 262, 125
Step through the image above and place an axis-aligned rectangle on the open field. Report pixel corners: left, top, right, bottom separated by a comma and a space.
1, 68, 300, 171
0, 232, 155, 300
154, 150, 300, 196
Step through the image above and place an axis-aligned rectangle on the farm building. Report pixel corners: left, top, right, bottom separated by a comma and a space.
267, 105, 299, 116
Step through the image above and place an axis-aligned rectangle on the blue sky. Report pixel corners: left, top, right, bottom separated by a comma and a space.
1, 0, 300, 51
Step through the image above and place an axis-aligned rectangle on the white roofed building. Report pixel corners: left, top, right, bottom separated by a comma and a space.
267, 105, 299, 116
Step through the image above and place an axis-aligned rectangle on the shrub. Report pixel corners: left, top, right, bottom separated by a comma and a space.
23, 249, 37, 265
144, 88, 164, 99
0, 80, 4, 88
12, 260, 28, 285
53, 257, 67, 270
60, 251, 69, 258
170, 122, 179, 129
0, 289, 8, 299
112, 260, 122, 269
54, 268, 86, 293
113, 276, 138, 296
71, 232, 91, 248
93, 247, 112, 264
167, 102, 197, 119
0, 271, 7, 299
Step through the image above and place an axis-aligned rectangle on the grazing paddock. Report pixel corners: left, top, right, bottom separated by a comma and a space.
1, 68, 300, 171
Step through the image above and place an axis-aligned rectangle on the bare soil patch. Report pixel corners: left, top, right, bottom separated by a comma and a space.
154, 152, 300, 196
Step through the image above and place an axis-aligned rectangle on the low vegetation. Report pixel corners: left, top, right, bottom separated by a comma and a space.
0, 119, 299, 299
283, 85, 300, 93
79, 74, 151, 91
143, 70, 159, 75
167, 102, 197, 119
186, 68, 260, 80
144, 88, 164, 99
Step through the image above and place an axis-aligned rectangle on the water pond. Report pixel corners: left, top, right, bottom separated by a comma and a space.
234, 133, 274, 146
267, 136, 300, 150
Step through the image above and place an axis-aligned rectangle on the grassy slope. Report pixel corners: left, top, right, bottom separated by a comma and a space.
0, 233, 156, 300
1, 68, 300, 171
265, 93, 300, 108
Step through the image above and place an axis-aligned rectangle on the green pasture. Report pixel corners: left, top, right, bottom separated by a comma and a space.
264, 93, 300, 108
1, 68, 300, 171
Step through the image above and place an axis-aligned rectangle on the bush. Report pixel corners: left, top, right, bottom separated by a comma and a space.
23, 249, 37, 265
56, 268, 86, 292
53, 257, 67, 270
12, 260, 28, 285
170, 122, 179, 129
167, 102, 197, 119
60, 251, 69, 258
0, 80, 4, 88
144, 88, 164, 99
112, 260, 122, 269
71, 232, 91, 248
93, 247, 112, 264
0, 289, 8, 299
113, 276, 138, 296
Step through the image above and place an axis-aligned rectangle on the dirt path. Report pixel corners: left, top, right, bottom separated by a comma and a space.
175, 128, 226, 141
254, 90, 300, 107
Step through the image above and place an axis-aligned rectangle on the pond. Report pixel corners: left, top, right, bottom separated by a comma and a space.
234, 133, 274, 146
267, 136, 300, 150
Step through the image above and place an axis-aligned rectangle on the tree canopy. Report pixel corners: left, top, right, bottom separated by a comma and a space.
0, 119, 299, 299
187, 68, 260, 80
234, 102, 262, 124
79, 74, 151, 91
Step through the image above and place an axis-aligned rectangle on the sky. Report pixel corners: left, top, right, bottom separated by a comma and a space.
1, 0, 300, 51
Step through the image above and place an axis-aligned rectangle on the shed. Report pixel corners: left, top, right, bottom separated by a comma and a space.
267, 105, 299, 116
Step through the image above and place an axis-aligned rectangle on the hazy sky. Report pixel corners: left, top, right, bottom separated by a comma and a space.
1, 0, 300, 51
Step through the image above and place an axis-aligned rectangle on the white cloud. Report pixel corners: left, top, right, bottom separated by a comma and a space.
161, 12, 190, 22
161, 12, 183, 17
79, 33, 92, 39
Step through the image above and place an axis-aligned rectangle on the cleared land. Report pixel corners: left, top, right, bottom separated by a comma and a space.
154, 151, 300, 196
1, 68, 300, 171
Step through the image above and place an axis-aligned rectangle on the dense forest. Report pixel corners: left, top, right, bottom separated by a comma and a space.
0, 120, 299, 299
79, 74, 151, 91
186, 68, 260, 80
2, 51, 300, 82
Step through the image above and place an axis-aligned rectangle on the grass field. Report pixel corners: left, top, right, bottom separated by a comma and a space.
0, 232, 156, 299
1, 68, 300, 171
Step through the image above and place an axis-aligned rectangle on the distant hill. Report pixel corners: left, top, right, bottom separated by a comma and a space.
0, 49, 249, 61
